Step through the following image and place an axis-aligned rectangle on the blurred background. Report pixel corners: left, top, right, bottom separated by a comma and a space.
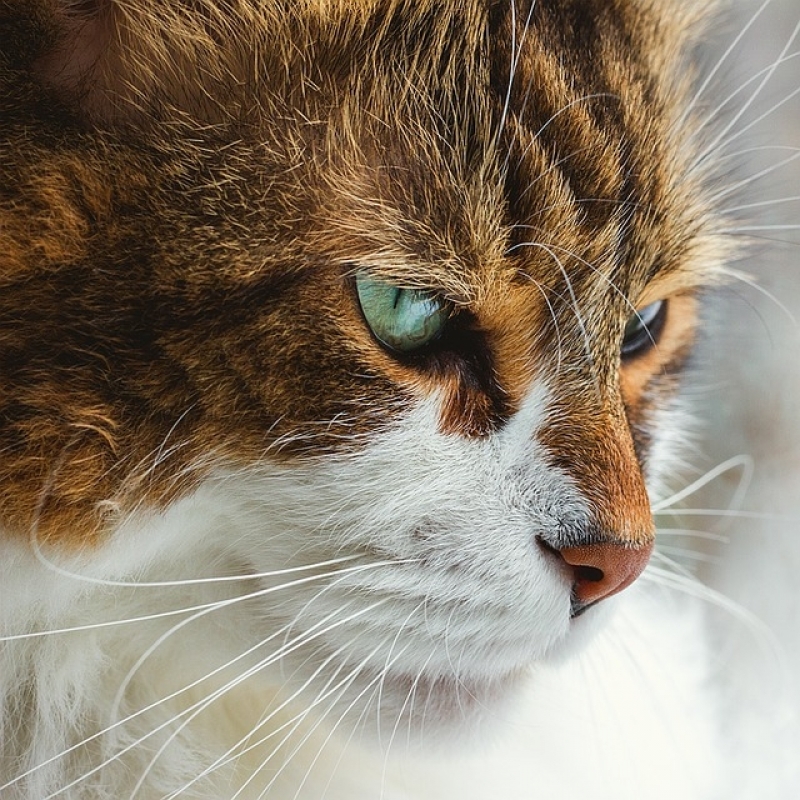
673, 0, 799, 793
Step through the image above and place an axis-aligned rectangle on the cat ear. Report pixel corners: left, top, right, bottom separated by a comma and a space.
34, 1, 116, 112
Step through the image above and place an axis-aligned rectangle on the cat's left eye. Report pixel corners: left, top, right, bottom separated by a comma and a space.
354, 272, 451, 354
621, 300, 667, 358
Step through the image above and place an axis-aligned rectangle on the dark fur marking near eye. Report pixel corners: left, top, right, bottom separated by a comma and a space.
365, 304, 512, 437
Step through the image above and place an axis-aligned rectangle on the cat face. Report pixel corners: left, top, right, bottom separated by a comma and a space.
1, 0, 730, 728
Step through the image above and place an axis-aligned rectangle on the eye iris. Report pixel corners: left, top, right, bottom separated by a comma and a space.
355, 272, 450, 354
621, 300, 667, 358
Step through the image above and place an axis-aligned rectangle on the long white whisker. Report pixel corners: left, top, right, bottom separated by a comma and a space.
375, 601, 427, 750
495, 0, 518, 145
295, 626, 424, 800
31, 532, 361, 588
652, 455, 753, 513
169, 637, 358, 800
677, 0, 775, 127
138, 602, 390, 800
0, 559, 399, 643
656, 528, 730, 544
722, 193, 800, 214
379, 650, 437, 800
642, 562, 789, 687
708, 149, 800, 206
660, 508, 800, 522
690, 50, 800, 148
241, 634, 400, 800
715, 266, 798, 325
497, 0, 540, 149
0, 565, 394, 795
731, 223, 800, 232
693, 10, 800, 167
112, 558, 406, 722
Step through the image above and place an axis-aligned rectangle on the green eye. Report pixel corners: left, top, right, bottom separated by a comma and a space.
354, 271, 451, 354
621, 300, 667, 358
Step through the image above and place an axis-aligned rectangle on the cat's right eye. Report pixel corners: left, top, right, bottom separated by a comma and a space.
354, 272, 451, 354
621, 300, 667, 359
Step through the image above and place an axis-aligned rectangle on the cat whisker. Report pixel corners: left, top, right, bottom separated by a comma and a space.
514, 150, 590, 196
507, 94, 621, 181
656, 527, 730, 544
712, 148, 800, 210
712, 142, 800, 171
29, 544, 362, 591
678, 0, 775, 127
0, 577, 390, 795
531, 241, 644, 317
5, 555, 390, 644
516, 239, 670, 374
654, 545, 722, 565
690, 50, 800, 157
651, 454, 754, 514
659, 508, 800, 523
254, 666, 380, 800
374, 600, 428, 750
135, 604, 392, 800
231, 633, 400, 800
730, 223, 800, 232
715, 265, 798, 325
534, 93, 621, 142
701, 78, 800, 172
496, 0, 517, 144
721, 193, 800, 214
509, 270, 567, 372
378, 652, 438, 800
183, 632, 367, 799
296, 611, 429, 800
0, 601, 222, 644
0, 556, 380, 644
286, 631, 425, 800
109, 560, 406, 721
506, 241, 599, 389
692, 7, 800, 168
440, 602, 487, 726
148, 407, 196, 476
642, 560, 789, 683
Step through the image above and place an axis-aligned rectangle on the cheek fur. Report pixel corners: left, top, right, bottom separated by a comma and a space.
203, 389, 585, 698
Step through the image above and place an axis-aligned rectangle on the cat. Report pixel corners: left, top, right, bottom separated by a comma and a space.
0, 0, 797, 798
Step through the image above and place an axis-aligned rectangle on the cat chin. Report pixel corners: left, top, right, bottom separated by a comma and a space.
249, 603, 612, 753
248, 660, 533, 754
244, 599, 615, 750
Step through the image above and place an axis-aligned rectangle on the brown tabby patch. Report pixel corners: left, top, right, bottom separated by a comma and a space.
1, 0, 728, 545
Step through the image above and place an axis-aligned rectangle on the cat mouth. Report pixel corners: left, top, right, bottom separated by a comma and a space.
570, 599, 595, 618
569, 596, 611, 619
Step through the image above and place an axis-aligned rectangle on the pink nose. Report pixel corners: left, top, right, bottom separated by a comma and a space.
557, 541, 653, 611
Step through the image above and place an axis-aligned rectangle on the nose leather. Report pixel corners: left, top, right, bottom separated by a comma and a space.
558, 541, 653, 611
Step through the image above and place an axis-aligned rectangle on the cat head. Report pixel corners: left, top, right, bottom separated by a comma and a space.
1, 0, 733, 726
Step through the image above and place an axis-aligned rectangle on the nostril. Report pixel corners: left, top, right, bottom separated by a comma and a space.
538, 536, 653, 611
574, 564, 604, 585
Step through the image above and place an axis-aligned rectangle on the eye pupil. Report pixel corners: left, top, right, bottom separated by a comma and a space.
621, 300, 667, 358
355, 272, 451, 354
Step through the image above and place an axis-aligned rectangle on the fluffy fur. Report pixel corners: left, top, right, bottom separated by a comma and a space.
0, 0, 796, 798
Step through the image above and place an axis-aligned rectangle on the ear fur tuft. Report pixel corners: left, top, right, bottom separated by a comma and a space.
25, 0, 113, 105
